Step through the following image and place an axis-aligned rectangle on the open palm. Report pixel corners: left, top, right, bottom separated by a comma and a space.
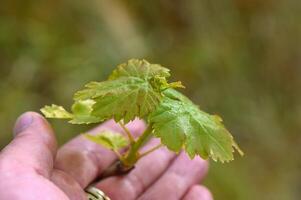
0, 112, 212, 200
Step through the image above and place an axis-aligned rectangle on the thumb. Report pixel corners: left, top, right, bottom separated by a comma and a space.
0, 112, 57, 178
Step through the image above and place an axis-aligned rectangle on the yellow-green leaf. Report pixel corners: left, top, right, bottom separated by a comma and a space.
41, 100, 102, 124
84, 131, 129, 151
69, 100, 101, 124
41, 105, 73, 119
109, 59, 170, 80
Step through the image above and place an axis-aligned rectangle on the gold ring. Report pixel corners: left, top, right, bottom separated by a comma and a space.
85, 186, 111, 200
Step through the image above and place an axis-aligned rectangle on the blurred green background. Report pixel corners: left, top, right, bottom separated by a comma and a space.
1, 0, 301, 199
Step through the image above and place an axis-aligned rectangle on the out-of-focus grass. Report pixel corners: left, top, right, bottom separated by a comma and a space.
1, 0, 301, 199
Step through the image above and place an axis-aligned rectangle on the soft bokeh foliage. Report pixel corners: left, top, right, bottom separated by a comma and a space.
1, 0, 301, 199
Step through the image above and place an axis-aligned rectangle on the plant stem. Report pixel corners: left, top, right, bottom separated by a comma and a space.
119, 121, 135, 143
122, 124, 153, 167
139, 144, 163, 158
113, 150, 123, 160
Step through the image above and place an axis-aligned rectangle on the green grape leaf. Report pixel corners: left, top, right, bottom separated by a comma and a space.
74, 77, 162, 123
149, 89, 243, 163
84, 131, 129, 151
73, 59, 181, 123
41, 105, 73, 119
109, 59, 170, 80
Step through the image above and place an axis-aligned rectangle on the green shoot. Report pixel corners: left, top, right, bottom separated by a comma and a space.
41, 59, 243, 172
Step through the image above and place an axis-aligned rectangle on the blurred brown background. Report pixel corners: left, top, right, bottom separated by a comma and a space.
1, 0, 301, 199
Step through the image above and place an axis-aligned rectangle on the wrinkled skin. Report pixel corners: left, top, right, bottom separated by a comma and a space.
0, 112, 213, 200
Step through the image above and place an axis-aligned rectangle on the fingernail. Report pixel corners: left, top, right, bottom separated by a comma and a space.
13, 113, 34, 136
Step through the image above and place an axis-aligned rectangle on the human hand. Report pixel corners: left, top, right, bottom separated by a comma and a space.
0, 112, 212, 200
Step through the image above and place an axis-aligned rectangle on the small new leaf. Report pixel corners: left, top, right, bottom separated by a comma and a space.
41, 100, 101, 124
84, 131, 129, 151
149, 89, 243, 163
41, 105, 73, 119
70, 100, 101, 124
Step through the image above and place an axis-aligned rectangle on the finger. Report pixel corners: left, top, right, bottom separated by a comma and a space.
182, 185, 213, 200
53, 119, 146, 188
51, 169, 87, 200
138, 152, 209, 200
0, 112, 57, 178
94, 139, 176, 200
